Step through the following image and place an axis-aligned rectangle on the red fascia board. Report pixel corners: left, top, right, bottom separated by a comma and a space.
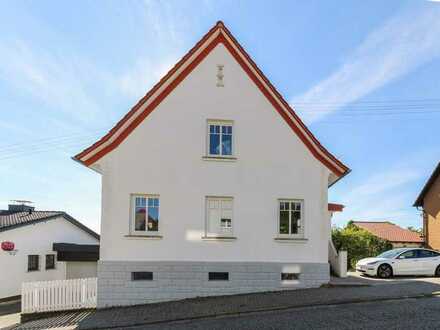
328, 203, 344, 212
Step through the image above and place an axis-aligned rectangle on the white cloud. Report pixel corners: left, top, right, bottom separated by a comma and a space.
292, 4, 440, 123
0, 40, 102, 125
331, 162, 425, 228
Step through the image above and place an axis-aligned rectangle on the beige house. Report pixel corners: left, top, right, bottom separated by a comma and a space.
414, 162, 440, 250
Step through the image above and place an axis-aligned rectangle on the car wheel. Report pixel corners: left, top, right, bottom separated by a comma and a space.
377, 264, 393, 278
435, 265, 440, 277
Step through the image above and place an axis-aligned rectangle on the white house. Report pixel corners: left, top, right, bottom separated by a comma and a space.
0, 203, 100, 300
74, 21, 350, 308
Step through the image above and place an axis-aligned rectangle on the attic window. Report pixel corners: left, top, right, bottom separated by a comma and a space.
207, 121, 233, 157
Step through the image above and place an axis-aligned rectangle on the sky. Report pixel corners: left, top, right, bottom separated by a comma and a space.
1, 0, 440, 233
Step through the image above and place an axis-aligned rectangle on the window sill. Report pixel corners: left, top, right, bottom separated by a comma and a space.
124, 235, 163, 240
201, 236, 237, 241
274, 237, 308, 243
202, 156, 237, 162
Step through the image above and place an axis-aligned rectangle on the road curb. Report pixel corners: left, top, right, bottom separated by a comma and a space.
80, 292, 440, 329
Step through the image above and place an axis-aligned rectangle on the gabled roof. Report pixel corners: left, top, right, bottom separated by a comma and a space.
414, 162, 440, 207
352, 221, 423, 243
0, 210, 100, 240
74, 21, 349, 182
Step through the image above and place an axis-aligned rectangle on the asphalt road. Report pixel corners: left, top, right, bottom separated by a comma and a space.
137, 296, 440, 330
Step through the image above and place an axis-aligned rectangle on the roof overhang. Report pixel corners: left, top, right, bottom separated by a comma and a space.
53, 243, 99, 262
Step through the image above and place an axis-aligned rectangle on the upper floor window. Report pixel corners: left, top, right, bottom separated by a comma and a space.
207, 121, 233, 157
206, 197, 233, 237
278, 200, 304, 237
131, 195, 159, 234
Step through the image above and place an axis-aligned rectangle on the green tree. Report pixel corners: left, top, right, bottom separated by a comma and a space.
332, 222, 393, 270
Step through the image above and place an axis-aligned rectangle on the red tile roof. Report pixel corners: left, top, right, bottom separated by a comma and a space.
328, 203, 344, 212
352, 221, 423, 243
0, 210, 100, 240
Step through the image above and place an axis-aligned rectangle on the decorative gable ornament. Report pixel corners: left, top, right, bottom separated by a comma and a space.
74, 21, 349, 185
216, 64, 224, 87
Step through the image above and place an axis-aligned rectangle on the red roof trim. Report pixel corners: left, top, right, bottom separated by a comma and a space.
328, 203, 344, 212
74, 21, 349, 177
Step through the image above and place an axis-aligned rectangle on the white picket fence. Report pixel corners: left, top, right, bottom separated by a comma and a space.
22, 278, 97, 314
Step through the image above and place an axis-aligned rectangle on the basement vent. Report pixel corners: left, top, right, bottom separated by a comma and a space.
208, 272, 229, 281
132, 272, 153, 281
281, 273, 300, 281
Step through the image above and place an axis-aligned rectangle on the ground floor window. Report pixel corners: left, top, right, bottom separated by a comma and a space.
131, 195, 159, 234
28, 255, 39, 271
206, 197, 233, 237
45, 254, 55, 270
278, 199, 304, 237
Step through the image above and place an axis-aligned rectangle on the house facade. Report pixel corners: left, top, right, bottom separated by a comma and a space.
74, 22, 349, 308
414, 162, 440, 250
0, 204, 99, 300
352, 221, 423, 248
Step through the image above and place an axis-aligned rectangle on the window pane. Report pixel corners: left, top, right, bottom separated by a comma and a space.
418, 250, 434, 258
209, 132, 220, 155
147, 204, 159, 231
291, 210, 301, 234
222, 132, 232, 155
400, 250, 417, 259
136, 197, 146, 207
279, 210, 289, 234
135, 206, 146, 231
46, 255, 55, 270
28, 255, 39, 271
220, 218, 232, 228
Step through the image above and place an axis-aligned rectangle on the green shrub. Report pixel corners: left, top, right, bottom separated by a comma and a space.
332, 221, 393, 270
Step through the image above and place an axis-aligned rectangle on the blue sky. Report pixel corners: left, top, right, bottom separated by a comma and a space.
1, 1, 439, 232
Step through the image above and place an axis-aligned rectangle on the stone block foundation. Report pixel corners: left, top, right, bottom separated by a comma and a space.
97, 261, 329, 308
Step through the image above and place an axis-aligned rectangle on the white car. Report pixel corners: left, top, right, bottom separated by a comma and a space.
356, 248, 440, 278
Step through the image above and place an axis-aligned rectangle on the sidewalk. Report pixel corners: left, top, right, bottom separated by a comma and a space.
10, 279, 440, 330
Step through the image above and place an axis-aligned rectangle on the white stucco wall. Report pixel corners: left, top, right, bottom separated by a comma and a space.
97, 43, 331, 264
0, 217, 99, 298
66, 261, 98, 279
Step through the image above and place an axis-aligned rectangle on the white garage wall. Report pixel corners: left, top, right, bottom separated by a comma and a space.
66, 261, 97, 279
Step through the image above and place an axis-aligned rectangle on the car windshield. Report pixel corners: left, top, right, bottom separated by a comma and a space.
377, 249, 407, 259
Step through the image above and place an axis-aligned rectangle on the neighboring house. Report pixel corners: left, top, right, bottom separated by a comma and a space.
74, 21, 350, 308
414, 162, 440, 250
352, 221, 423, 248
0, 203, 99, 300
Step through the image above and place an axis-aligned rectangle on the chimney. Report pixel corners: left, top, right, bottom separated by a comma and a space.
8, 200, 35, 213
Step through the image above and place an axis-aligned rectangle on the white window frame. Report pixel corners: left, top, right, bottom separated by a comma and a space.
205, 196, 234, 238
130, 194, 160, 236
277, 199, 304, 238
206, 120, 234, 158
